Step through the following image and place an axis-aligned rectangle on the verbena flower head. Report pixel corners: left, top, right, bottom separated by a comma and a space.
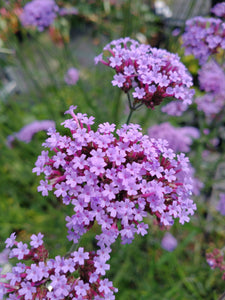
20, 0, 59, 31
195, 61, 225, 120
1, 233, 118, 299
7, 120, 55, 147
198, 60, 225, 94
211, 2, 225, 18
195, 93, 225, 120
217, 193, 225, 216
161, 232, 178, 251
182, 16, 225, 64
148, 122, 203, 196
95, 37, 194, 114
64, 67, 79, 85
33, 106, 196, 250
148, 122, 200, 153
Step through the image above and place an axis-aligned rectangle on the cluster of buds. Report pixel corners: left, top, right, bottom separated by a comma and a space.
206, 247, 225, 281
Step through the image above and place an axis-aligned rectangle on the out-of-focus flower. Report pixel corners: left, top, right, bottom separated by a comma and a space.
172, 28, 181, 37
64, 67, 79, 85
148, 122, 203, 196
206, 247, 225, 281
20, 0, 59, 31
0, 249, 9, 265
148, 122, 200, 153
195, 61, 225, 120
182, 16, 225, 64
198, 60, 225, 94
211, 2, 225, 18
217, 193, 225, 216
95, 37, 194, 115
195, 93, 224, 119
161, 232, 177, 251
7, 120, 55, 147
59, 7, 78, 16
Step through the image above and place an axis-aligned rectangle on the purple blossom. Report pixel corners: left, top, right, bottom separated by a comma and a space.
34, 106, 196, 250
64, 67, 79, 85
161, 232, 178, 251
7, 120, 55, 147
71, 247, 89, 265
5, 233, 16, 249
211, 2, 225, 18
30, 233, 44, 248
20, 0, 59, 31
95, 37, 194, 114
198, 60, 225, 94
10, 242, 29, 260
1, 234, 118, 299
59, 7, 78, 16
217, 193, 225, 216
195, 60, 225, 121
195, 93, 224, 119
182, 16, 225, 64
148, 122, 200, 153
0, 249, 9, 265
18, 281, 36, 299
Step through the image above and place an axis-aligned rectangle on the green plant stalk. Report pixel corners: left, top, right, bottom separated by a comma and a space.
112, 88, 122, 124
14, 43, 43, 96
61, 36, 101, 120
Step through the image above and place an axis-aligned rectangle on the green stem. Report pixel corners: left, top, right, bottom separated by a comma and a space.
15, 45, 43, 96
126, 108, 134, 124
112, 89, 122, 124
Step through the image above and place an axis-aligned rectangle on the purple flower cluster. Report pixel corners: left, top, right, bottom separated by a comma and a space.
195, 61, 225, 120
33, 106, 196, 253
148, 122, 200, 153
148, 122, 203, 196
64, 67, 80, 85
20, 0, 59, 31
0, 233, 117, 299
182, 16, 225, 64
95, 38, 194, 114
161, 232, 178, 252
211, 2, 225, 18
217, 193, 225, 216
198, 60, 225, 94
7, 120, 55, 147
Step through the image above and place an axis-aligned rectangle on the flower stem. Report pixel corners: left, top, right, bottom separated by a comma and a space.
126, 108, 134, 124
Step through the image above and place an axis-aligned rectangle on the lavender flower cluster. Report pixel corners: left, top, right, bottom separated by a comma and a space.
95, 38, 194, 115
33, 106, 196, 252
0, 233, 117, 299
148, 122, 203, 196
20, 0, 59, 31
182, 16, 225, 64
195, 60, 225, 119
7, 120, 55, 147
211, 2, 225, 18
217, 193, 225, 216
64, 67, 80, 86
148, 122, 200, 153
